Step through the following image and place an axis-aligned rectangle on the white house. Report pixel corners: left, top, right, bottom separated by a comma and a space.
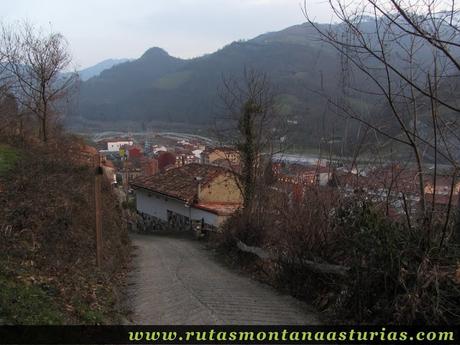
131, 163, 242, 231
106, 139, 134, 152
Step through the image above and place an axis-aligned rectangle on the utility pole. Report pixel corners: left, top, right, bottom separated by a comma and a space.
94, 154, 103, 268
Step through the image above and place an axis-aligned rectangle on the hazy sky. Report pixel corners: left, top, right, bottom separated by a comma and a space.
1, 0, 334, 69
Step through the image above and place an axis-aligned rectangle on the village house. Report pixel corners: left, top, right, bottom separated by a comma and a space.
105, 138, 134, 152
140, 156, 158, 176
101, 157, 117, 184
200, 147, 240, 166
273, 162, 332, 187
334, 165, 421, 216
127, 145, 142, 159
424, 174, 460, 210
333, 164, 460, 217
72, 143, 118, 185
156, 151, 176, 171
175, 151, 200, 167
131, 163, 242, 232
424, 175, 460, 196
76, 144, 98, 165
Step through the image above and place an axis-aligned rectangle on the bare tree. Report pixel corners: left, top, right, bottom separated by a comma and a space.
217, 69, 284, 213
0, 22, 77, 142
303, 0, 460, 236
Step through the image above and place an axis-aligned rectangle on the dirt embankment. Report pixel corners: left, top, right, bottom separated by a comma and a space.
0, 139, 131, 324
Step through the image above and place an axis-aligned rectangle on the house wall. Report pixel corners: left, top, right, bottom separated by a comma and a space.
208, 149, 240, 165
424, 182, 460, 195
135, 189, 222, 230
107, 141, 133, 152
136, 189, 188, 221
102, 166, 117, 184
190, 207, 221, 226
318, 172, 332, 186
200, 173, 243, 203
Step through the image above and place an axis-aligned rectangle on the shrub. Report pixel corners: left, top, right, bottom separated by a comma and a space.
215, 187, 460, 324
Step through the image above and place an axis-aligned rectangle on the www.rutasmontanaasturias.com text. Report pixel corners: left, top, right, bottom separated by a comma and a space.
127, 328, 455, 343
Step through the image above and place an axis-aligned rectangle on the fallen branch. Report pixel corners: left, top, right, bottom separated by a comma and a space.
236, 240, 350, 277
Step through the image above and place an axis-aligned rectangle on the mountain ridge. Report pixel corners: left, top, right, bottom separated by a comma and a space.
77, 58, 131, 81
73, 21, 393, 146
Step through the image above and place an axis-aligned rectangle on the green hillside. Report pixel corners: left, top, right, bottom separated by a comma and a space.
76, 21, 428, 148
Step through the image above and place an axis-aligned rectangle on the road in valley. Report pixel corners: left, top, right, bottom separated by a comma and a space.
126, 232, 319, 325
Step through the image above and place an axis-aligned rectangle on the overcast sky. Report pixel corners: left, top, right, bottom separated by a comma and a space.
1, 0, 334, 69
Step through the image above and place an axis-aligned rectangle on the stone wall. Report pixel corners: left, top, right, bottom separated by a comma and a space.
132, 212, 169, 233
132, 210, 190, 233
131, 210, 217, 235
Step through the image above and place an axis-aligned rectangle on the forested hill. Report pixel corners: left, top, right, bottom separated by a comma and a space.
76, 23, 345, 132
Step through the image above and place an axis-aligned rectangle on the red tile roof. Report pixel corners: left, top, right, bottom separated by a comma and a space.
336, 165, 421, 195
131, 163, 231, 203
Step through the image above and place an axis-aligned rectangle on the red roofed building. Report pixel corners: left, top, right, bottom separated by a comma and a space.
128, 146, 142, 159
71, 144, 98, 166
273, 162, 332, 188
140, 157, 158, 176
157, 151, 176, 171
200, 147, 240, 166
333, 164, 460, 218
101, 158, 117, 184
131, 163, 242, 231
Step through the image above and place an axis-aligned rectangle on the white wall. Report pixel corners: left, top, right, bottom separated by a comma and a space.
136, 189, 221, 226
318, 172, 332, 186
190, 207, 220, 226
107, 141, 133, 152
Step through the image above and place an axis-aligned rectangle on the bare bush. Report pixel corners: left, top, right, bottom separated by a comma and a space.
0, 22, 77, 143
0, 137, 130, 323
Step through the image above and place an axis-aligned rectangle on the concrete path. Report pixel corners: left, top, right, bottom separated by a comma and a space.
126, 232, 319, 325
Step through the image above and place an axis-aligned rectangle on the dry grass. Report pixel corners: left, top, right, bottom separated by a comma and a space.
0, 136, 131, 324
215, 186, 460, 324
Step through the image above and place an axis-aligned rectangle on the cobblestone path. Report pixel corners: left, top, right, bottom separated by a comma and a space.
126, 233, 319, 325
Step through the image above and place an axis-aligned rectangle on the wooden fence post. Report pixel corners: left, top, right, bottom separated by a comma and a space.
94, 154, 103, 268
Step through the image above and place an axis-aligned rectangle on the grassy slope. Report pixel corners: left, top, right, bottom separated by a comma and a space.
0, 262, 64, 324
0, 140, 131, 324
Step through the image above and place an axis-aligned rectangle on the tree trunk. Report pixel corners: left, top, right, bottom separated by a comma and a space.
42, 116, 47, 142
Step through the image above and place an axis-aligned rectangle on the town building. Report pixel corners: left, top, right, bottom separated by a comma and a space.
127, 146, 142, 159
273, 162, 332, 187
156, 151, 176, 171
101, 157, 117, 184
175, 152, 200, 167
140, 157, 158, 176
200, 147, 240, 166
332, 164, 460, 217
106, 139, 134, 152
75, 144, 98, 166
424, 175, 460, 196
132, 163, 242, 232
424, 174, 460, 211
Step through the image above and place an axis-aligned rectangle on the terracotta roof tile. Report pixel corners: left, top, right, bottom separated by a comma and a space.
131, 163, 231, 202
